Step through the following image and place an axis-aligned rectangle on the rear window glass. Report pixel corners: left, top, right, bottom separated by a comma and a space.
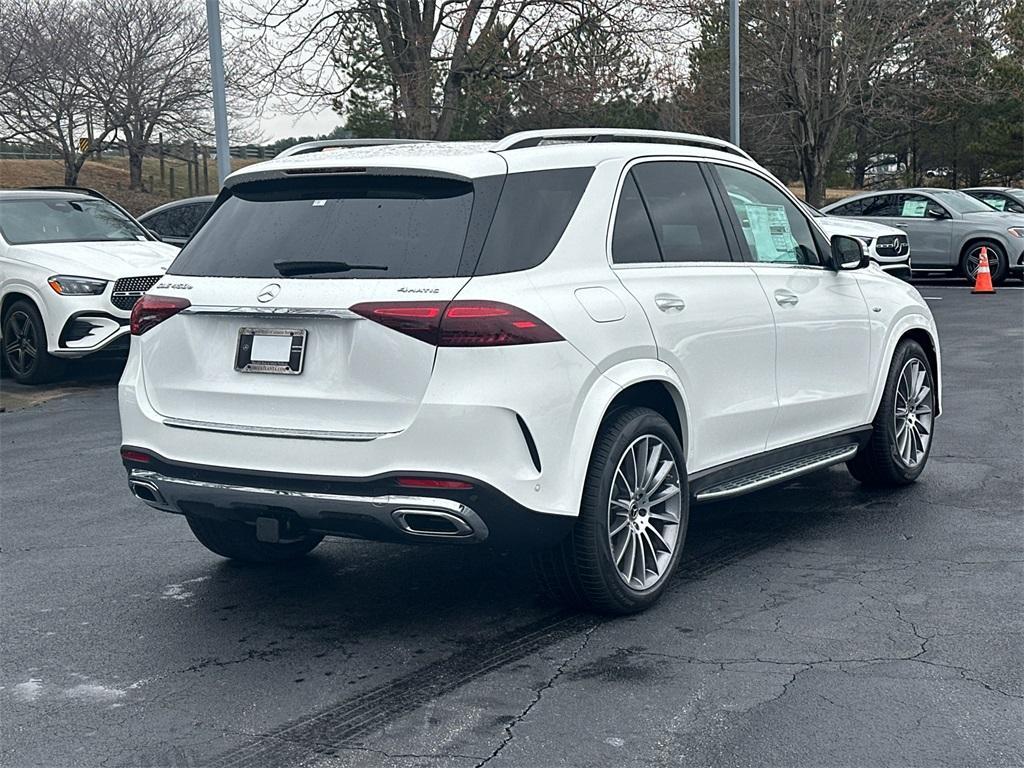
168, 176, 474, 279
472, 168, 593, 275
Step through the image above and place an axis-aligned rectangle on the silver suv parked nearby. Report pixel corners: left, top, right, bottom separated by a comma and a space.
822, 188, 1024, 284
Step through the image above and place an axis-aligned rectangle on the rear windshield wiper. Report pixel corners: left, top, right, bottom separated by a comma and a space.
273, 260, 389, 276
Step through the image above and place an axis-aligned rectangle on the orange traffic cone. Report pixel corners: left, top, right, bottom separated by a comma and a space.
972, 247, 996, 294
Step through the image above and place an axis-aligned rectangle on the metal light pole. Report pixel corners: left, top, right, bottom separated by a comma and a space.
206, 0, 231, 187
729, 0, 740, 147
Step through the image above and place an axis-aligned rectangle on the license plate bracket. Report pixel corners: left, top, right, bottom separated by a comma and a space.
235, 327, 307, 374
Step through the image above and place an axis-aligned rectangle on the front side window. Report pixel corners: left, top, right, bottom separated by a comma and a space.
896, 194, 940, 218
715, 165, 822, 265
0, 198, 148, 245
974, 193, 1011, 212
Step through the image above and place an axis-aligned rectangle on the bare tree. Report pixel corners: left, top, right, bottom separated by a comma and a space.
0, 0, 117, 184
738, 0, 939, 206
91, 0, 212, 190
231, 0, 664, 140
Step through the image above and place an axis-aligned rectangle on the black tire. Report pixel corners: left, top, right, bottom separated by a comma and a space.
533, 407, 689, 615
848, 340, 935, 487
186, 515, 323, 563
960, 240, 1008, 286
2, 300, 65, 384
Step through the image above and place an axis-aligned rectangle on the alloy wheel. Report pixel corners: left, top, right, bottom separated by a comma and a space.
4, 310, 37, 377
894, 358, 933, 468
607, 435, 683, 590
964, 245, 1000, 279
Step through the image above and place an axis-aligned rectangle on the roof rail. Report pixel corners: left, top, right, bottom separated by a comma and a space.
275, 138, 434, 159
491, 129, 754, 161
21, 185, 114, 202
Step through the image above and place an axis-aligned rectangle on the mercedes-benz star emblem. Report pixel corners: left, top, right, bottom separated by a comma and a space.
257, 283, 281, 303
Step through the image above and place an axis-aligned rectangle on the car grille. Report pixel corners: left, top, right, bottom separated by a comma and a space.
111, 275, 162, 310
875, 235, 909, 258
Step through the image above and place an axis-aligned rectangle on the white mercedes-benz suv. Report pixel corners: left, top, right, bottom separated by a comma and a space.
1, 189, 178, 383
120, 130, 941, 614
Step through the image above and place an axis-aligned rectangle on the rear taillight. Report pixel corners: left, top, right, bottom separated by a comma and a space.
131, 295, 190, 336
348, 302, 446, 344
350, 301, 562, 346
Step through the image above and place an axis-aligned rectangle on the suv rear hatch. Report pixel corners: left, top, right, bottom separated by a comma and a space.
138, 163, 592, 437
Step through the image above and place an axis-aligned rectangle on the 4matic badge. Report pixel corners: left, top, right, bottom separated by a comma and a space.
397, 287, 440, 294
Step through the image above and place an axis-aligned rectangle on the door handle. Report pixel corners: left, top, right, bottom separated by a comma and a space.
654, 294, 686, 313
774, 290, 799, 307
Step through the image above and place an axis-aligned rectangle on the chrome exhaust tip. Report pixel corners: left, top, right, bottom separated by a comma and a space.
129, 478, 166, 506
392, 508, 476, 538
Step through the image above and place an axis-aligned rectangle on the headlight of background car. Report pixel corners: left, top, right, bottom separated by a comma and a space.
47, 275, 108, 295
1007, 227, 1024, 238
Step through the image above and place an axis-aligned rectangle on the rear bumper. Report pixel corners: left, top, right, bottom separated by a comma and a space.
123, 457, 573, 549
119, 337, 601, 518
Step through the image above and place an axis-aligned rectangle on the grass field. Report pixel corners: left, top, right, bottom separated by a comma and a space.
0, 156, 258, 215
0, 155, 858, 216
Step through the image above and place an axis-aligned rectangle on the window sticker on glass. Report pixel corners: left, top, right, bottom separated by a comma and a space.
901, 199, 928, 217
736, 202, 796, 262
984, 197, 1006, 211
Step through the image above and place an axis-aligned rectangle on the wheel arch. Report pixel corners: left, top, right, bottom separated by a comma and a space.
872, 322, 942, 419
1, 290, 42, 323
567, 360, 692, 515
900, 328, 941, 416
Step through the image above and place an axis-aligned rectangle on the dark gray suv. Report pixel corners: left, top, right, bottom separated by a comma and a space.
822, 188, 1024, 284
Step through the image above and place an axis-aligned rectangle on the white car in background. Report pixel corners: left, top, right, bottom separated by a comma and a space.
0, 188, 178, 383
801, 202, 911, 279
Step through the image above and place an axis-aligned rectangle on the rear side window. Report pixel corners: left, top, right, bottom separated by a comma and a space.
612, 174, 661, 264
473, 168, 593, 275
829, 198, 868, 216
631, 162, 731, 262
862, 195, 900, 217
169, 176, 474, 279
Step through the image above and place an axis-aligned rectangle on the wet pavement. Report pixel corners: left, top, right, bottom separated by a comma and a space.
1, 284, 1021, 767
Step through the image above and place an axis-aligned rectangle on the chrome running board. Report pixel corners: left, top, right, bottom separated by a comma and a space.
694, 444, 859, 502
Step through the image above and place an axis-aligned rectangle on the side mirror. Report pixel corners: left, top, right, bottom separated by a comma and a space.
926, 207, 948, 220
832, 234, 869, 270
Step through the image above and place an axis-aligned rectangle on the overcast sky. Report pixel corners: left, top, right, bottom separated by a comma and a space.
256, 106, 341, 141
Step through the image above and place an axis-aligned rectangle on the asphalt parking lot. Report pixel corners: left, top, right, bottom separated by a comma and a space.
1, 282, 1021, 768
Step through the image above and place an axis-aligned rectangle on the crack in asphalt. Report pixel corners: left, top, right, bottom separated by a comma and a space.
473, 624, 598, 768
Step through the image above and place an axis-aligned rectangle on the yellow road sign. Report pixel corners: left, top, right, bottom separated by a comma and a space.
79, 138, 90, 153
